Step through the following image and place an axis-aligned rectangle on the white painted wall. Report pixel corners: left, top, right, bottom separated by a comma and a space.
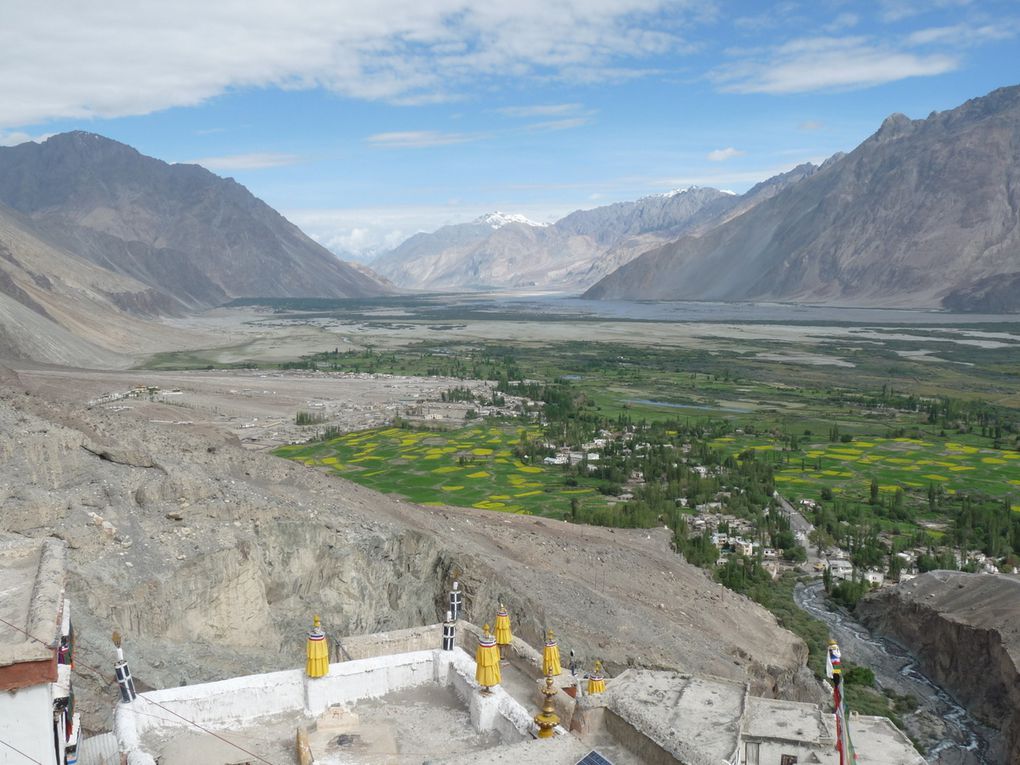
0, 683, 58, 765
115, 647, 538, 765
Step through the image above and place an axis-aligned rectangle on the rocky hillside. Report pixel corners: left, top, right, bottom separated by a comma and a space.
0, 203, 208, 368
372, 187, 743, 291
0, 369, 817, 730
0, 132, 390, 312
585, 85, 1020, 309
857, 571, 1020, 764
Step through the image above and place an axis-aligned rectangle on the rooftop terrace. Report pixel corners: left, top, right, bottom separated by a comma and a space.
0, 536, 65, 671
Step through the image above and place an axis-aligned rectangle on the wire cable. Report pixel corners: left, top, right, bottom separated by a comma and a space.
0, 616, 278, 765
0, 737, 43, 764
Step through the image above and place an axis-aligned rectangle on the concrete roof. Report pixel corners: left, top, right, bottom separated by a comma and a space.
599, 670, 745, 764
592, 669, 926, 765
743, 695, 833, 745
851, 715, 927, 765
0, 536, 66, 666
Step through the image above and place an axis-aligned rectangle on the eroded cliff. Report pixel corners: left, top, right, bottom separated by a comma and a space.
858, 571, 1020, 764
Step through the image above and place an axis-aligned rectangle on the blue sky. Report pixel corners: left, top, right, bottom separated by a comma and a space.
1, 0, 1018, 258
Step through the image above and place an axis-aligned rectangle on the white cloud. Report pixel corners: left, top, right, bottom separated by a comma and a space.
879, 0, 973, 24
823, 13, 859, 33
0, 1, 701, 128
798, 120, 825, 131
288, 203, 566, 259
0, 130, 52, 146
623, 157, 831, 193
706, 146, 745, 162
907, 22, 1018, 46
714, 36, 958, 94
523, 117, 592, 132
187, 152, 301, 170
497, 103, 584, 118
365, 130, 482, 148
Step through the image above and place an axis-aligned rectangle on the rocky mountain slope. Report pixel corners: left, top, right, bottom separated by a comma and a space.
857, 571, 1020, 765
0, 368, 817, 731
0, 203, 209, 368
585, 85, 1020, 309
0, 132, 390, 312
372, 187, 743, 291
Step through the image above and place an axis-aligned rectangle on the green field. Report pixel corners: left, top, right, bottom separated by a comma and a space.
275, 424, 609, 517
709, 434, 1020, 509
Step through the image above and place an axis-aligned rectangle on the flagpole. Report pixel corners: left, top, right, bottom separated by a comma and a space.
827, 638, 855, 765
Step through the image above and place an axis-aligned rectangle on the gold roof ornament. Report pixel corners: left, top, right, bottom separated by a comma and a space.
534, 672, 560, 738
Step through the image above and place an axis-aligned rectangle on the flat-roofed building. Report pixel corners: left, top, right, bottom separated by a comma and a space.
0, 536, 79, 765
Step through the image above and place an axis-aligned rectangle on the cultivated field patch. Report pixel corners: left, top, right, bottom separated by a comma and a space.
276, 424, 608, 517
709, 434, 1020, 502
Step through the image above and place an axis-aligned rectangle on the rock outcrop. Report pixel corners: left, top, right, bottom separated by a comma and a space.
857, 571, 1020, 764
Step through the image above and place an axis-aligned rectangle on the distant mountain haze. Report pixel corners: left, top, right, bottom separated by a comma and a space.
585, 85, 1020, 310
0, 131, 391, 312
371, 187, 760, 291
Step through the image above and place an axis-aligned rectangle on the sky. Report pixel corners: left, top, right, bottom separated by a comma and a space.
1, 0, 1018, 260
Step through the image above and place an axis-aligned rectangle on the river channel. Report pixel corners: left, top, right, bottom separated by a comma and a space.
794, 581, 998, 765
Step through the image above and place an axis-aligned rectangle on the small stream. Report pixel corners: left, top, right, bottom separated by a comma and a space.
794, 581, 996, 765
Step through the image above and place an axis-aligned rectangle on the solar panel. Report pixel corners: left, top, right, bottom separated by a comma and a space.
575, 751, 614, 765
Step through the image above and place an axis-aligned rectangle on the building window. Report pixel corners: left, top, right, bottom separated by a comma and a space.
745, 742, 760, 765
780, 756, 798, 765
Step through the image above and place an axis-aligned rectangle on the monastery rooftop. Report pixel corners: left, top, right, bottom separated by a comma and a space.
112, 622, 926, 765
0, 536, 65, 668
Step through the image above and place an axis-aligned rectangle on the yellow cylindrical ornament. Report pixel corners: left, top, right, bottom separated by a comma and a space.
542, 630, 562, 677
306, 615, 329, 678
475, 624, 501, 691
494, 603, 512, 658
587, 661, 606, 694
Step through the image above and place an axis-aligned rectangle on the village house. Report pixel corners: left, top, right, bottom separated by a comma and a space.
863, 570, 886, 587
827, 559, 854, 581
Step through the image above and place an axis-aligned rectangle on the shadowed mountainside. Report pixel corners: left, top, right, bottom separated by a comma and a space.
585, 85, 1020, 310
0, 132, 390, 312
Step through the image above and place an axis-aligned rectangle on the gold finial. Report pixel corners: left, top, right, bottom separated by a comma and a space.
534, 672, 560, 738
595, 660, 602, 672
313, 614, 321, 628
112, 631, 122, 648
483, 623, 491, 635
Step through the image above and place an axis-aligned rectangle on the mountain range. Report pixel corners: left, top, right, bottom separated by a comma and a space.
584, 85, 1020, 310
372, 185, 760, 291
0, 132, 391, 365
1, 82, 1018, 370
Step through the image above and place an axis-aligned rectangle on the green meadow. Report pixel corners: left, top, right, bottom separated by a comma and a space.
275, 424, 607, 517
710, 434, 1020, 510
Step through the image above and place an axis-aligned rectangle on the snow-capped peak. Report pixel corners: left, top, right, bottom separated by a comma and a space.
474, 211, 548, 229
657, 185, 698, 198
